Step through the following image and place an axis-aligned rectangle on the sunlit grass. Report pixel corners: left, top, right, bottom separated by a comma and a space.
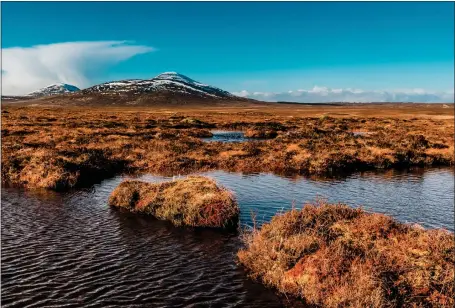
108, 176, 239, 228
238, 202, 454, 307
2, 106, 453, 190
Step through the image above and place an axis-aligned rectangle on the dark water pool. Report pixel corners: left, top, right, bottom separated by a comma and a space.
202, 130, 247, 143
2, 168, 454, 307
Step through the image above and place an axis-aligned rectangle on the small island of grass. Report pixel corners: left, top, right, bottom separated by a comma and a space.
108, 176, 239, 229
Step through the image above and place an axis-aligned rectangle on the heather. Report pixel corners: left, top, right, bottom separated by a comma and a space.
237, 203, 455, 307
1, 105, 453, 190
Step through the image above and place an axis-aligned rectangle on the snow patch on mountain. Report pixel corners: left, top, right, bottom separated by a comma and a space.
28, 83, 80, 97
84, 72, 234, 99
154, 72, 209, 87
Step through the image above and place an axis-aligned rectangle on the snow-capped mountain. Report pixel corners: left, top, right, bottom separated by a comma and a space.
28, 83, 80, 97
83, 72, 234, 99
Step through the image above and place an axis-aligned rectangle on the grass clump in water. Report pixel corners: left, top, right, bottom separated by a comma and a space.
109, 176, 239, 229
237, 202, 454, 307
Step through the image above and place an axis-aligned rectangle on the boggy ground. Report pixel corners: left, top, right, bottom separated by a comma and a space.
237, 202, 454, 307
1, 103, 453, 190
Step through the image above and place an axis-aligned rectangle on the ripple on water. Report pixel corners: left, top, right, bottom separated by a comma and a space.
2, 168, 454, 307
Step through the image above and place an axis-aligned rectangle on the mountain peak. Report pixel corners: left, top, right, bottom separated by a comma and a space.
28, 83, 80, 97
157, 71, 179, 76
153, 72, 205, 86
84, 72, 234, 99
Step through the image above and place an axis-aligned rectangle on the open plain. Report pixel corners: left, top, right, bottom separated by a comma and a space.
2, 102, 453, 190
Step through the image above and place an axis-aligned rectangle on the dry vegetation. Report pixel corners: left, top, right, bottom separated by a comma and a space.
2, 103, 454, 305
237, 202, 455, 307
1, 104, 453, 190
108, 176, 239, 228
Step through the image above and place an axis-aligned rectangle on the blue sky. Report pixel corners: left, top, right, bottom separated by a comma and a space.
2, 2, 454, 100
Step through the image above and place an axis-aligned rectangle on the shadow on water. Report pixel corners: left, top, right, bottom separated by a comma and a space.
1, 167, 453, 307
108, 209, 283, 307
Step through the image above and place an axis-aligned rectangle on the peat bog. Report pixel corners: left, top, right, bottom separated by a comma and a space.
2, 104, 453, 190
2, 103, 454, 307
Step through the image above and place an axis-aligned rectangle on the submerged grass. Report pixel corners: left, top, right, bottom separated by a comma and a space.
237, 203, 454, 307
2, 106, 453, 190
108, 176, 239, 228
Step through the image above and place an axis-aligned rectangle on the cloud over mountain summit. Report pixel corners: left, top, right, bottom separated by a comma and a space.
2, 41, 452, 103
2, 41, 154, 95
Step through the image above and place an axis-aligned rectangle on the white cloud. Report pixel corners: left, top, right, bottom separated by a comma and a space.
2, 41, 154, 95
233, 86, 455, 103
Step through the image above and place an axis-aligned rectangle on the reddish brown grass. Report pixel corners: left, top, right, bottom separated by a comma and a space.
108, 176, 239, 228
1, 105, 453, 190
237, 203, 454, 307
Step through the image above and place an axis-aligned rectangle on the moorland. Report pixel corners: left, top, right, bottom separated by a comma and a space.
2, 100, 454, 307
1, 102, 453, 190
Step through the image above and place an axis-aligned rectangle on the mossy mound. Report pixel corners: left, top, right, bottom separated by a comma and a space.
109, 176, 239, 228
238, 203, 454, 307
244, 128, 277, 139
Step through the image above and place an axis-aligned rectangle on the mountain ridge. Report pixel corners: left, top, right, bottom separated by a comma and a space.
2, 72, 260, 107
82, 72, 234, 99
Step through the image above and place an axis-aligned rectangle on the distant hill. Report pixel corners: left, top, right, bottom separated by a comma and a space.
1, 83, 80, 102
2, 72, 261, 107
28, 83, 80, 97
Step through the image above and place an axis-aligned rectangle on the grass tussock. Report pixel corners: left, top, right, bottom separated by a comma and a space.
237, 203, 454, 307
245, 128, 278, 138
108, 176, 239, 228
1, 147, 125, 190
2, 106, 453, 190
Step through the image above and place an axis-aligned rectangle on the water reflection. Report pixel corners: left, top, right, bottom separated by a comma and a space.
137, 167, 454, 231
2, 186, 282, 307
1, 168, 453, 307
202, 130, 247, 143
